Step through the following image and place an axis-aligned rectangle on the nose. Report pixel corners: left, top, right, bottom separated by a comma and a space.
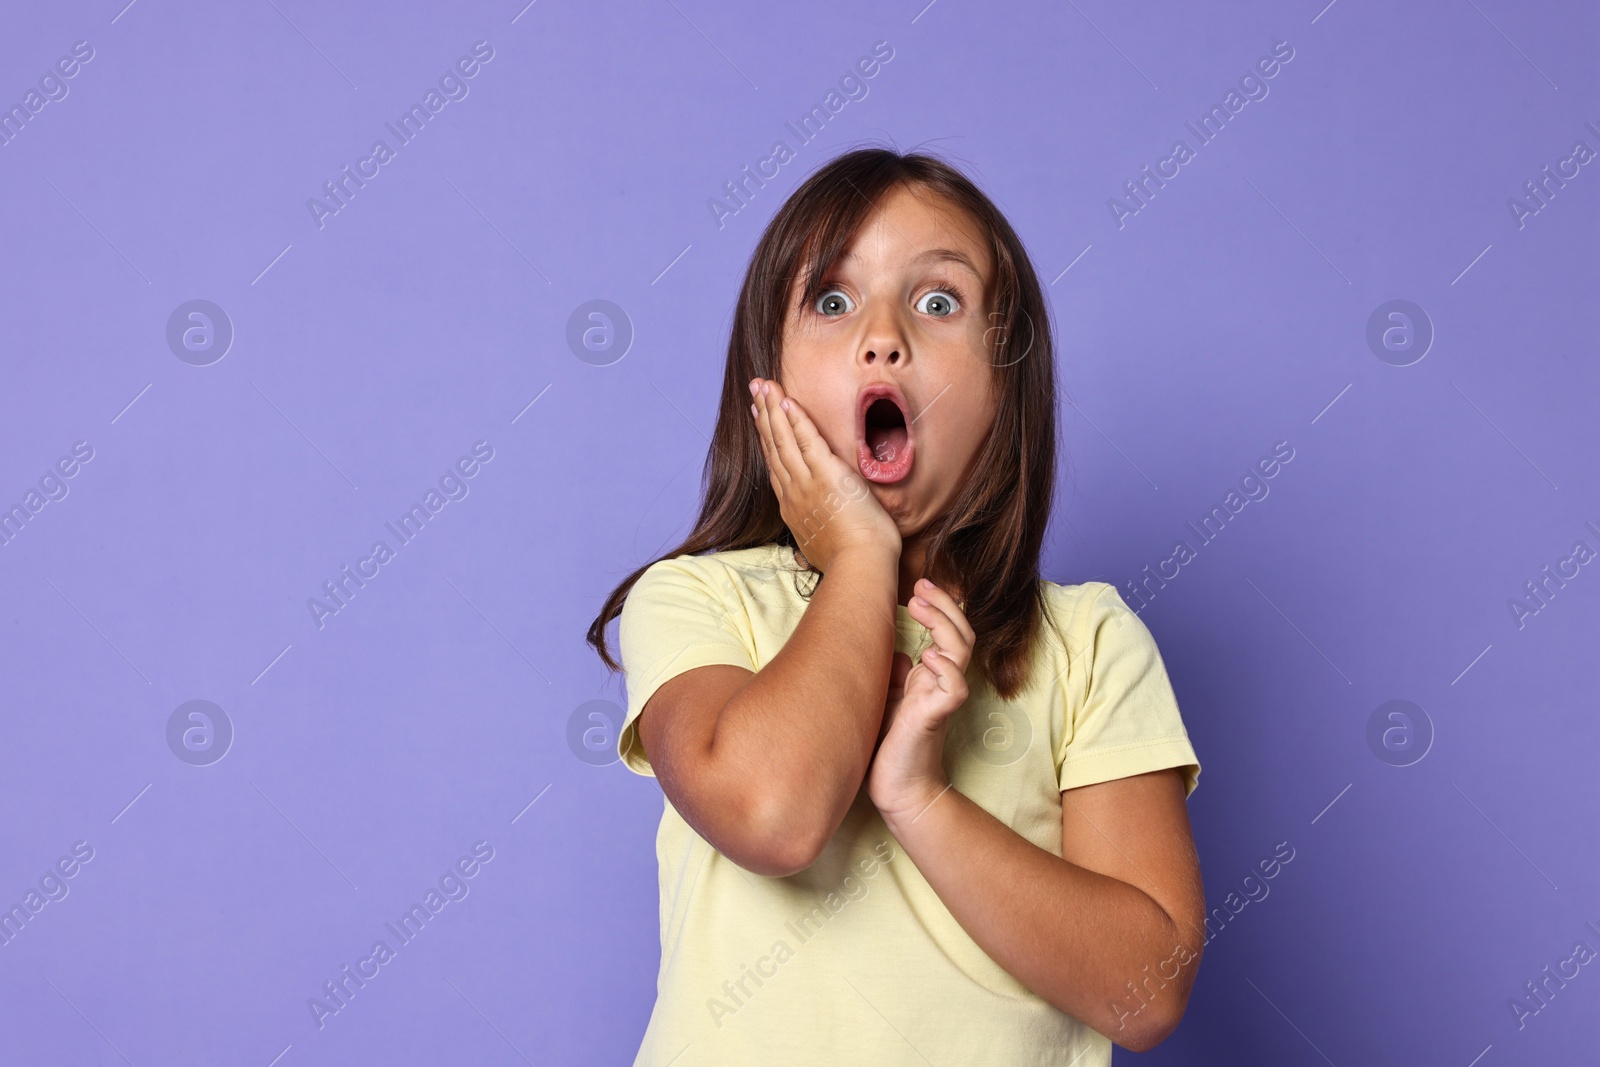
857, 302, 908, 368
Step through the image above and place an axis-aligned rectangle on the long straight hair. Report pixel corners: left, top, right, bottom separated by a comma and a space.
587, 145, 1061, 701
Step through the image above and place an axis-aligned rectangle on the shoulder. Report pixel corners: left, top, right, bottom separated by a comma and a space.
1038, 579, 1130, 639
1039, 577, 1119, 608
631, 543, 793, 591
624, 544, 794, 616
1034, 579, 1161, 691
695, 542, 801, 580
618, 549, 782, 673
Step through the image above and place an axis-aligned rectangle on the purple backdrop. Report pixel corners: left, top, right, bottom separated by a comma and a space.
1, 1, 1596, 1063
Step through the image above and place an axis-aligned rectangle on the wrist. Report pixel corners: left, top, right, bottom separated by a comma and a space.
815, 538, 899, 571
878, 779, 957, 833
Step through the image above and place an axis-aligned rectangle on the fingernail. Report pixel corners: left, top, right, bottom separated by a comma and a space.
780, 398, 790, 411
749, 379, 758, 395
750, 403, 757, 417
761, 382, 770, 395
912, 596, 928, 606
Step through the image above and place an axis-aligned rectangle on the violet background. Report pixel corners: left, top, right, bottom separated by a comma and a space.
1, 1, 1596, 1064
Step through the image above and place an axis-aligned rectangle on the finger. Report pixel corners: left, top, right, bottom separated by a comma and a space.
910, 589, 974, 655
753, 384, 792, 491
775, 389, 834, 474
919, 645, 965, 696
908, 594, 973, 670
750, 397, 779, 487
912, 579, 976, 649
915, 579, 975, 646
762, 384, 800, 490
762, 381, 813, 480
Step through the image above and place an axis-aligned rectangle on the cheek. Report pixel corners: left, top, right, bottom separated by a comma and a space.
926, 391, 995, 468
781, 368, 856, 453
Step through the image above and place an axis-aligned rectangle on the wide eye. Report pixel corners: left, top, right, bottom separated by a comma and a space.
814, 289, 854, 316
916, 289, 960, 317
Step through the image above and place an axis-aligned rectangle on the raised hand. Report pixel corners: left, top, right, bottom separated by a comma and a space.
749, 377, 901, 574
867, 577, 975, 826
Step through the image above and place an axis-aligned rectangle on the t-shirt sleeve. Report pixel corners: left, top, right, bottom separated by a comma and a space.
1054, 583, 1201, 799
615, 555, 756, 777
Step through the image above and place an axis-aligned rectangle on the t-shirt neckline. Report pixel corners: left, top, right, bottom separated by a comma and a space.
771, 542, 923, 626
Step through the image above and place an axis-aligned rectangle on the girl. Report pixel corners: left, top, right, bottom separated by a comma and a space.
587, 146, 1204, 1065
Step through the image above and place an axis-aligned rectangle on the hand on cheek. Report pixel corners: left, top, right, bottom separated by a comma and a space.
747, 377, 902, 570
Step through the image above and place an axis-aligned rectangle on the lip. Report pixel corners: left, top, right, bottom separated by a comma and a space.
855, 381, 915, 484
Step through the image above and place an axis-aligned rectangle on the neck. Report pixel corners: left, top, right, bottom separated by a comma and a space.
896, 534, 927, 608
792, 535, 930, 609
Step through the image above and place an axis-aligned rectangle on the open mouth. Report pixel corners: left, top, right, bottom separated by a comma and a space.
856, 384, 915, 484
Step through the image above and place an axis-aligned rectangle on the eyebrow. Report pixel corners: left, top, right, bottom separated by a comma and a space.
838, 247, 985, 279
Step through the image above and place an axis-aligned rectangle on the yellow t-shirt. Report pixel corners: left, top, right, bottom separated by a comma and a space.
616, 543, 1200, 1066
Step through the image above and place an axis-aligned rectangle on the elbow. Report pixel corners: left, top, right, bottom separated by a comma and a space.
685, 727, 829, 877
743, 845, 818, 880
1110, 1010, 1178, 1054
1117, 1014, 1179, 1054
1113, 917, 1203, 1051
738, 790, 828, 878
1102, 955, 1200, 1051
1112, 989, 1193, 1053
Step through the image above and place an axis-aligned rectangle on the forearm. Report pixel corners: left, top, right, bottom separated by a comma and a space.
880, 789, 1200, 1048
711, 546, 898, 859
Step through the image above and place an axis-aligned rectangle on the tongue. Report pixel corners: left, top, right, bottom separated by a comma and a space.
866, 423, 908, 463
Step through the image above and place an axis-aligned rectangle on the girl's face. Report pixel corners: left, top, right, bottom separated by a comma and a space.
779, 184, 999, 539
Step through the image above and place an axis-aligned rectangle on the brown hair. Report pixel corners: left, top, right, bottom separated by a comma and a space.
586, 144, 1063, 700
